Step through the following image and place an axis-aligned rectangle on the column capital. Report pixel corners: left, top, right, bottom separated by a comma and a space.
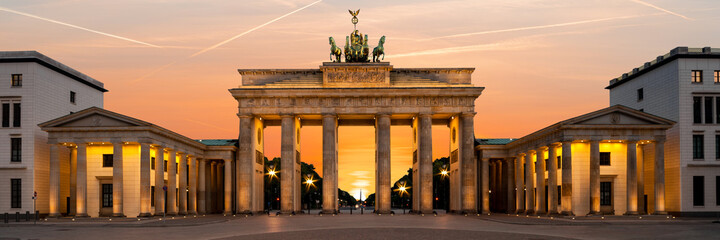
110, 138, 123, 144
548, 142, 561, 148
279, 113, 295, 118
654, 135, 666, 143
237, 114, 253, 119
460, 112, 476, 118
625, 140, 638, 144
418, 113, 433, 118
321, 113, 337, 118
375, 113, 391, 118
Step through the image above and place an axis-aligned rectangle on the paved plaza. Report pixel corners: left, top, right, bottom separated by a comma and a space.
1, 212, 719, 240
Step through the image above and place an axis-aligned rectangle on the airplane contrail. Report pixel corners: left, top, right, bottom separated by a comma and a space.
630, 0, 692, 20
132, 0, 322, 83
189, 0, 322, 58
0, 6, 161, 48
427, 13, 663, 40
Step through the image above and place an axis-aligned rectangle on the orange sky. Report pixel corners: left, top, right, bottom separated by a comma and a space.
2, 0, 719, 199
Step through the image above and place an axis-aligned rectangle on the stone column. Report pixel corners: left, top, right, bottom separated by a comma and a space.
167, 149, 177, 215
224, 159, 232, 214
653, 137, 667, 214
76, 143, 88, 217
210, 161, 217, 213
154, 146, 165, 216
322, 114, 338, 214
560, 141, 573, 215
515, 154, 524, 213
524, 151, 534, 214
112, 140, 125, 217
637, 145, 645, 214
178, 153, 188, 215
197, 159, 206, 214
535, 147, 546, 215
375, 114, 391, 214
625, 141, 639, 215
460, 112, 477, 213
280, 115, 297, 214
489, 161, 496, 211
547, 144, 558, 215
70, 147, 77, 215
505, 157, 515, 213
481, 158, 490, 213
418, 113, 433, 213
589, 140, 601, 215
237, 114, 253, 213
48, 143, 61, 217
188, 156, 198, 215
139, 143, 152, 217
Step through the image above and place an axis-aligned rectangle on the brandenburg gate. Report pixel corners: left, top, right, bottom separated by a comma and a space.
231, 62, 484, 214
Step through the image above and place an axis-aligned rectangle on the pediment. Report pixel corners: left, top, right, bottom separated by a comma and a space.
40, 107, 152, 128
566, 105, 674, 126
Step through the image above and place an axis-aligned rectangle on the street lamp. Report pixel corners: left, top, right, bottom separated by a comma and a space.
441, 164, 449, 212
266, 164, 277, 212
303, 173, 315, 214
395, 181, 410, 214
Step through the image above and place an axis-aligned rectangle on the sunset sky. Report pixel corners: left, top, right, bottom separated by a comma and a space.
2, 0, 719, 199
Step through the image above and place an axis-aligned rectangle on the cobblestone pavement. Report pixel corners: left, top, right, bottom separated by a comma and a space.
1, 213, 719, 240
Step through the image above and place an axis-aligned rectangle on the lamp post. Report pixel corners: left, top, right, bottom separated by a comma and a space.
267, 164, 276, 213
441, 164, 449, 212
396, 181, 409, 214
303, 173, 315, 214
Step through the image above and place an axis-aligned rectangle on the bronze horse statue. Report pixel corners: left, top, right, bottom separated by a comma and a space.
329, 37, 342, 62
372, 36, 385, 62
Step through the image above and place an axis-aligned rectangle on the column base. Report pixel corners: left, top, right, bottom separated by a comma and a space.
188, 211, 198, 215
178, 211, 188, 216
48, 213, 62, 218
586, 211, 603, 216
623, 211, 639, 215
535, 210, 546, 215
154, 212, 165, 217
223, 211, 233, 215
111, 213, 126, 218
137, 212, 153, 217
545, 211, 559, 216
166, 212, 178, 216
560, 211, 575, 216
515, 209, 525, 214
652, 211, 668, 215
74, 213, 89, 218
374, 209, 392, 214
525, 210, 534, 215
321, 210, 338, 214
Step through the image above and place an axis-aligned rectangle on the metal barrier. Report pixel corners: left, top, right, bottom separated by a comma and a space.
15, 212, 19, 222
25, 211, 30, 221
3, 213, 7, 223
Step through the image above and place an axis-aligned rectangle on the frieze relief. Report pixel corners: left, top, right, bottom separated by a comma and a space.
240, 96, 475, 108
326, 71, 385, 83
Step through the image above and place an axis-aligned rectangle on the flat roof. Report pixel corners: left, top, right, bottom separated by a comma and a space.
606, 47, 720, 90
0, 51, 107, 92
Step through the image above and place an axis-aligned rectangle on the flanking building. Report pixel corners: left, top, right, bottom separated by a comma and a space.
607, 47, 720, 216
0, 51, 106, 216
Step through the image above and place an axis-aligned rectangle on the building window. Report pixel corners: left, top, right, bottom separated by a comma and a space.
12, 103, 20, 127
102, 184, 113, 208
599, 152, 611, 166
151, 186, 155, 207
693, 97, 702, 124
1, 103, 8, 127
102, 154, 113, 167
10, 138, 21, 162
11, 179, 21, 208
637, 88, 643, 101
716, 135, 720, 159
151, 157, 155, 170
715, 70, 720, 83
600, 181, 612, 206
545, 158, 549, 171
693, 176, 704, 206
692, 70, 703, 83
716, 176, 720, 206
557, 156, 561, 169
70, 91, 76, 104
706, 97, 714, 124
693, 135, 705, 159
11, 74, 22, 87
164, 160, 168, 172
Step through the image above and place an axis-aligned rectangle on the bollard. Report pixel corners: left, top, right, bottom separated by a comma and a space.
15, 212, 20, 222
3, 213, 7, 223
25, 211, 30, 221
36, 211, 39, 221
